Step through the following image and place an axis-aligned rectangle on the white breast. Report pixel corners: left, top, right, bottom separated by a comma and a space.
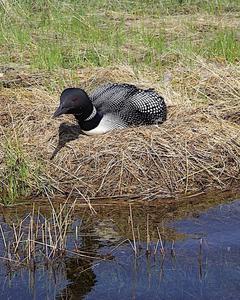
82, 114, 126, 136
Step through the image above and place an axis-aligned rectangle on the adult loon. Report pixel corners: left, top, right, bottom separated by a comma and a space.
53, 83, 167, 135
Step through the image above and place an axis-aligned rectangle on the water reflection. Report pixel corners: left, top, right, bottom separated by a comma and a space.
57, 257, 96, 300
0, 198, 240, 299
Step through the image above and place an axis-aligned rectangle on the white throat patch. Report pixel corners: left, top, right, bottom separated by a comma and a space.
84, 106, 97, 121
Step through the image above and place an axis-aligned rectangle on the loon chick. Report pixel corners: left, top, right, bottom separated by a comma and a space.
53, 83, 167, 135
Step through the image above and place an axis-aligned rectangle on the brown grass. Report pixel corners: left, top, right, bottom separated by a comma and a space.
0, 61, 240, 202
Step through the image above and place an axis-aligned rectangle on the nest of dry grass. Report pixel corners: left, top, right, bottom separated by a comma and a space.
0, 62, 240, 201
47, 110, 240, 199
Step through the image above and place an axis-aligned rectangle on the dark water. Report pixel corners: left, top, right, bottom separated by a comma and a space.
1, 199, 240, 300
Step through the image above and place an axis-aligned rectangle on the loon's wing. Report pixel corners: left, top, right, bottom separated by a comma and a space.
89, 83, 139, 113
89, 83, 167, 124
128, 89, 167, 122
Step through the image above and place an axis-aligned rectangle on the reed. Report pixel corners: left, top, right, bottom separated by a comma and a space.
0, 198, 103, 270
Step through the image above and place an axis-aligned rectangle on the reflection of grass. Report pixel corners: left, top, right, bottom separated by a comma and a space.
1, 197, 236, 296
0, 199, 104, 274
1, 190, 236, 262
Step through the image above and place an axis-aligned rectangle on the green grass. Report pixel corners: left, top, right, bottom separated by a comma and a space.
0, 0, 239, 74
0, 137, 43, 205
205, 29, 240, 63
0, 0, 240, 204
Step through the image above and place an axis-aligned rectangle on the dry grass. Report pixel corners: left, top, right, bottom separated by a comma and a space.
49, 110, 239, 199
0, 61, 239, 203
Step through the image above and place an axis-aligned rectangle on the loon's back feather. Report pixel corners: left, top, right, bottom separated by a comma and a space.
89, 83, 167, 126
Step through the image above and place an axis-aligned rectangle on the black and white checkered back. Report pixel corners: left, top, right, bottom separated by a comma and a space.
89, 83, 167, 126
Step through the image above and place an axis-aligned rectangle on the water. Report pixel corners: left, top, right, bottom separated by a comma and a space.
1, 198, 240, 299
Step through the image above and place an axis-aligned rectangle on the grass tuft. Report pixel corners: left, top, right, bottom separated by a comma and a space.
206, 29, 240, 63
0, 137, 43, 205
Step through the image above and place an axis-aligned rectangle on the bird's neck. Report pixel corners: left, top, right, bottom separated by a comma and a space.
74, 106, 103, 131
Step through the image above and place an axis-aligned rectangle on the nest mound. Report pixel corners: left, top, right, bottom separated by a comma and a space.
0, 64, 240, 201
47, 110, 240, 199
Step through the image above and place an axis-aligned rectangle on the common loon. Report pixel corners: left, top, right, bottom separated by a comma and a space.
53, 83, 167, 135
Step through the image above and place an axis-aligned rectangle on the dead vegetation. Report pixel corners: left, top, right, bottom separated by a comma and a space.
0, 61, 240, 202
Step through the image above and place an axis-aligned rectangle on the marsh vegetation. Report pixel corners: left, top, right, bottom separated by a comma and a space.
1, 0, 240, 204
0, 2, 240, 298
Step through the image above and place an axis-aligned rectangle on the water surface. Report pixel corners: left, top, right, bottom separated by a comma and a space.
0, 198, 240, 300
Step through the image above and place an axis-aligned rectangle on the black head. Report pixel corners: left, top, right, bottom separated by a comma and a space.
53, 88, 93, 120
